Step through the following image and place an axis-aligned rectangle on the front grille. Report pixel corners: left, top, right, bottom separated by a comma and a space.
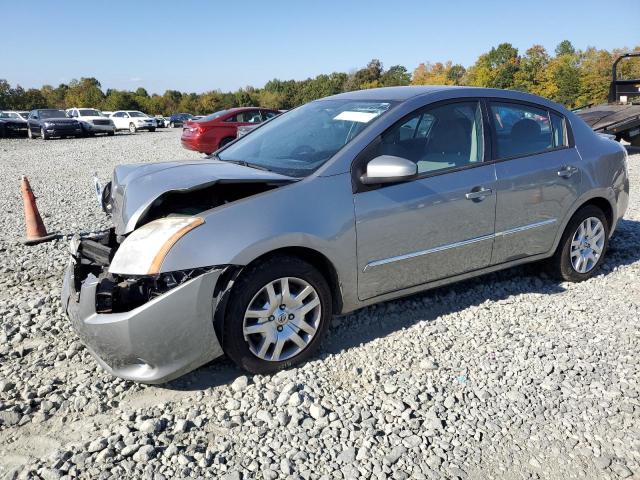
93, 119, 111, 126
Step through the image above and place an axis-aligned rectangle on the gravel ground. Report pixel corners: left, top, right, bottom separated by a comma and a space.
0, 130, 638, 480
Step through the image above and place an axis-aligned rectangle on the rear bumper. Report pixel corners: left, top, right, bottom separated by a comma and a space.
181, 136, 214, 154
61, 247, 226, 384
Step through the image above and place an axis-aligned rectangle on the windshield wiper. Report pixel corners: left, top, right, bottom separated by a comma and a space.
215, 156, 272, 172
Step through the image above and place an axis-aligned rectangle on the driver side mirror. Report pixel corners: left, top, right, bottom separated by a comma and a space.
360, 155, 417, 185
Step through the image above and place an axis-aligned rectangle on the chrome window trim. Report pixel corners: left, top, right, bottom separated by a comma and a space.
363, 218, 557, 272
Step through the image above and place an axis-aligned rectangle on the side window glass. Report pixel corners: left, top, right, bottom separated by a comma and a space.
490, 102, 553, 158
377, 101, 484, 175
247, 111, 262, 123
226, 114, 238, 122
550, 112, 567, 148
262, 110, 278, 120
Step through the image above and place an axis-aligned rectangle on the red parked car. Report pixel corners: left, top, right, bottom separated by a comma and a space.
180, 107, 280, 154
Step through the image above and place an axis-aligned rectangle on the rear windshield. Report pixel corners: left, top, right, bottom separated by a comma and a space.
198, 110, 228, 121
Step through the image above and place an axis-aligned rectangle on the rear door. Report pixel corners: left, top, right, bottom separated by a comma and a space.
489, 100, 582, 264
354, 100, 497, 300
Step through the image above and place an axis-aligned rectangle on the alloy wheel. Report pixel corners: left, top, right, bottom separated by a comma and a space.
243, 277, 321, 362
570, 217, 605, 273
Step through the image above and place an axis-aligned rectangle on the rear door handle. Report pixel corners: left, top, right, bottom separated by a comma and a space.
557, 165, 578, 178
465, 187, 493, 200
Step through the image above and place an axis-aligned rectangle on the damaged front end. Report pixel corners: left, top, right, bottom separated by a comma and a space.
68, 229, 216, 314
62, 159, 295, 383
61, 229, 229, 384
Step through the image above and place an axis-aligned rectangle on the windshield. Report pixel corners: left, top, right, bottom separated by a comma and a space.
199, 110, 227, 122
40, 110, 67, 119
128, 111, 146, 118
218, 99, 392, 177
79, 109, 101, 116
19, 112, 29, 119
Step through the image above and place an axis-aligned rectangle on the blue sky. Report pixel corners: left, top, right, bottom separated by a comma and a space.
1, 0, 638, 94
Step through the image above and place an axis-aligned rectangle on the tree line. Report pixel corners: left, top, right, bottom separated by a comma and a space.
1, 41, 638, 116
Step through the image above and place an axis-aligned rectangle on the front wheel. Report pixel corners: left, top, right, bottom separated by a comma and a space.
548, 205, 609, 282
129, 123, 137, 133
223, 256, 332, 374
41, 127, 48, 140
27, 128, 34, 139
149, 127, 156, 132
107, 130, 115, 136
169, 122, 175, 128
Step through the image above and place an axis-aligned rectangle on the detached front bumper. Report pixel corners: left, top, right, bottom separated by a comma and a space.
61, 240, 225, 384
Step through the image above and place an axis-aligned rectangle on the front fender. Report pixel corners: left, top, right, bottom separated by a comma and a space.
159, 173, 358, 307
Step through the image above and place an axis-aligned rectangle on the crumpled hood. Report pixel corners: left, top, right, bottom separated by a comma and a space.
110, 159, 294, 235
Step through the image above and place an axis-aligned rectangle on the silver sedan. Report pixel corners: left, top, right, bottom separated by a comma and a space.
62, 86, 629, 383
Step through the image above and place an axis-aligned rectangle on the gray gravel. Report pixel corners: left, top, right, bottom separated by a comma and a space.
0, 131, 638, 480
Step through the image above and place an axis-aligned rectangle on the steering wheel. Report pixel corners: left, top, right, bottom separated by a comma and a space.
290, 144, 316, 157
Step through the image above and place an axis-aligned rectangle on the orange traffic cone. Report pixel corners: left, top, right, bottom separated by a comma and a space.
21, 176, 57, 245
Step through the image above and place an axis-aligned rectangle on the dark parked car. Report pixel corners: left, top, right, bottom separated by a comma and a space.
181, 107, 280, 154
168, 113, 194, 128
0, 111, 29, 137
27, 109, 82, 140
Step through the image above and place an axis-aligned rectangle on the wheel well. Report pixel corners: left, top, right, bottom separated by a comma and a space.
243, 247, 344, 314
580, 197, 614, 229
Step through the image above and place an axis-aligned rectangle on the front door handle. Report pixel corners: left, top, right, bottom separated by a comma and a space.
465, 187, 493, 200
558, 165, 578, 178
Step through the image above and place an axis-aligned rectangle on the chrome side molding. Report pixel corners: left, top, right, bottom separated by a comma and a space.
364, 218, 557, 271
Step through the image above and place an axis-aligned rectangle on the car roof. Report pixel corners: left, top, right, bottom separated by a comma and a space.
325, 86, 459, 101
323, 85, 569, 113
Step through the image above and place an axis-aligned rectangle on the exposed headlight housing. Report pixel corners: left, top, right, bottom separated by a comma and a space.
109, 217, 204, 275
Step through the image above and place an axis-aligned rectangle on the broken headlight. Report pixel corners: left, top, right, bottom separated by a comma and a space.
96, 267, 215, 314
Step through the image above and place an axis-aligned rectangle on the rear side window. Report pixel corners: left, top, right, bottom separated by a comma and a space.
490, 102, 555, 158
227, 111, 262, 123
550, 112, 567, 147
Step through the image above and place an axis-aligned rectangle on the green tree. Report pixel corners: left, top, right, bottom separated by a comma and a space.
514, 45, 550, 95
555, 40, 576, 57
381, 65, 411, 86
65, 77, 105, 107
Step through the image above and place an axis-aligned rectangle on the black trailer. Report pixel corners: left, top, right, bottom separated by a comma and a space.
575, 52, 640, 146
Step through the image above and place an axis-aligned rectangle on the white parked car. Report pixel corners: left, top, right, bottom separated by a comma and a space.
109, 110, 157, 133
66, 108, 115, 136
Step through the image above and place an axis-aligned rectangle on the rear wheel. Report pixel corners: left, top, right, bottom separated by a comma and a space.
223, 255, 332, 374
548, 205, 609, 282
219, 137, 235, 148
129, 123, 137, 133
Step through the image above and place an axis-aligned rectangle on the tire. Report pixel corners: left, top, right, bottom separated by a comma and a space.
169, 122, 174, 128
28, 128, 34, 139
129, 123, 137, 134
631, 135, 640, 147
219, 137, 235, 148
108, 131, 115, 136
223, 255, 332, 374
149, 127, 156, 132
41, 128, 48, 140
547, 205, 609, 282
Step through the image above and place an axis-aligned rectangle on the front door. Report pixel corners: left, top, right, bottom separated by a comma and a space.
488, 101, 582, 264
354, 100, 497, 300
